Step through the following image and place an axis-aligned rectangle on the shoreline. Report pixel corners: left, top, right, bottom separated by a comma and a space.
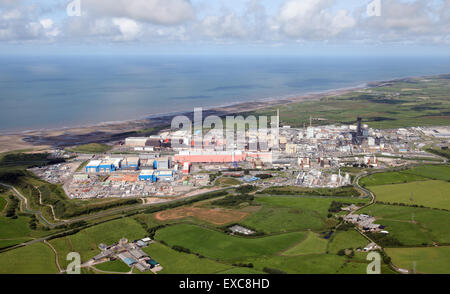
0, 73, 447, 153
0, 82, 368, 137
0, 72, 445, 136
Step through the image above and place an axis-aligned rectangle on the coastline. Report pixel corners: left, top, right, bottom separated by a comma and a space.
0, 73, 446, 153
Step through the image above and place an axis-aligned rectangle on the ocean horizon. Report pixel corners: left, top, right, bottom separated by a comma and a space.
1, 55, 450, 133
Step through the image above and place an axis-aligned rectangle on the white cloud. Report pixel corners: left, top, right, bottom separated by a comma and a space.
112, 18, 141, 41
276, 0, 355, 40
0, 0, 449, 48
83, 0, 195, 25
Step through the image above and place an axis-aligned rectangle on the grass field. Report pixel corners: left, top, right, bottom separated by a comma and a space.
215, 177, 241, 187
0, 216, 32, 239
369, 180, 450, 210
252, 75, 450, 129
243, 254, 349, 274
215, 267, 265, 274
0, 242, 58, 274
155, 223, 304, 261
360, 172, 427, 187
241, 196, 368, 233
94, 260, 131, 273
386, 246, 450, 274
141, 242, 233, 274
259, 185, 360, 197
282, 232, 328, 256
0, 197, 6, 212
50, 218, 147, 268
242, 205, 327, 233
359, 204, 450, 245
328, 230, 369, 254
403, 165, 450, 181
66, 143, 112, 154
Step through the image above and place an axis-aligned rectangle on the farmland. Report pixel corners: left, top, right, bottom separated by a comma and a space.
155, 223, 304, 261
359, 204, 450, 245
141, 242, 233, 274
282, 232, 328, 256
0, 242, 58, 274
370, 180, 450, 210
328, 230, 369, 254
386, 247, 450, 274
253, 75, 450, 129
49, 218, 147, 268
359, 172, 427, 187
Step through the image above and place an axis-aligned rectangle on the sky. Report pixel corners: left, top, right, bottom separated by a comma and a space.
0, 0, 449, 56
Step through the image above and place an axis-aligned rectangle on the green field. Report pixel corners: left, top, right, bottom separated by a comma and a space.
369, 180, 450, 210
282, 232, 328, 256
360, 172, 427, 187
94, 260, 131, 273
66, 143, 112, 154
0, 197, 6, 212
155, 224, 304, 261
0, 242, 58, 274
386, 247, 450, 274
403, 165, 450, 181
242, 205, 327, 233
49, 218, 147, 268
359, 204, 450, 245
252, 75, 450, 129
141, 242, 233, 274
215, 267, 265, 274
241, 196, 368, 233
242, 254, 349, 274
0, 216, 32, 240
215, 177, 241, 187
259, 185, 360, 197
328, 230, 368, 254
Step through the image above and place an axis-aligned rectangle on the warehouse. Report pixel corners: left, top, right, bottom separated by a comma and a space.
139, 170, 157, 182
98, 159, 117, 173
85, 160, 102, 173
174, 151, 246, 163
154, 158, 171, 170
156, 170, 173, 181
122, 157, 140, 170
125, 137, 148, 147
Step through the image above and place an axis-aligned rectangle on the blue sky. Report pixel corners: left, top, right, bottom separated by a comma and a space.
0, 0, 449, 56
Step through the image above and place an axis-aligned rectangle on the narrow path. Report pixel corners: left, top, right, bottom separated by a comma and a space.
44, 240, 62, 273
35, 185, 60, 221
0, 182, 54, 227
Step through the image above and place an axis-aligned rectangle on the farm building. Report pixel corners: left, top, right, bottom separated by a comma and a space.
85, 160, 102, 173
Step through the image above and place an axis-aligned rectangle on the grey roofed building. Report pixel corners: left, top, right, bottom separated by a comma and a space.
129, 249, 148, 260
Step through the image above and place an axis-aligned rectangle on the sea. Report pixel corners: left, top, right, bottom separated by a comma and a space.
1, 55, 450, 133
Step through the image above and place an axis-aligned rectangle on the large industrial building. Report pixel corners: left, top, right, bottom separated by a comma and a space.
125, 137, 148, 147
174, 150, 246, 163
